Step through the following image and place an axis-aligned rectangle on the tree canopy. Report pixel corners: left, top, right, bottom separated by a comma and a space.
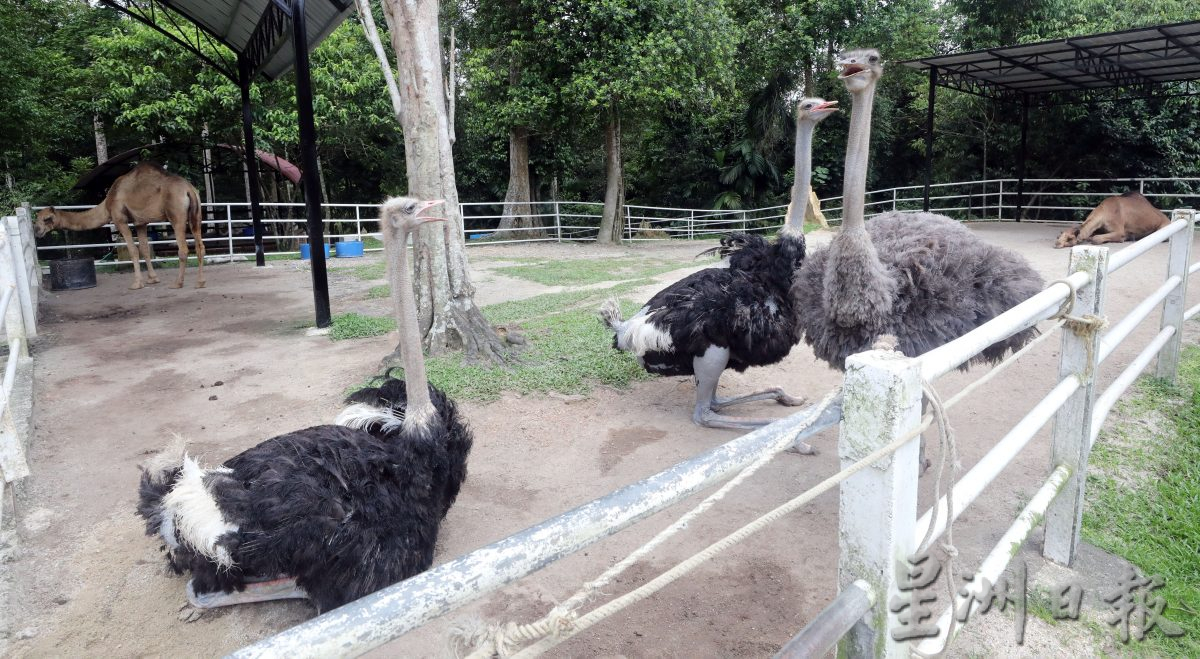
2, 0, 1196, 216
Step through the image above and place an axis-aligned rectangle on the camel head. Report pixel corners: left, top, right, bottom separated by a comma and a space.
382, 197, 446, 235
34, 207, 59, 237
1054, 225, 1082, 249
837, 48, 883, 93
797, 97, 838, 125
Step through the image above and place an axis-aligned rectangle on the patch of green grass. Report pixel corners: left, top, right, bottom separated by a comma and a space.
366, 284, 391, 299
1082, 344, 1200, 655
481, 278, 653, 325
424, 300, 649, 401
328, 312, 396, 340
494, 257, 693, 287
266, 252, 300, 261
348, 261, 387, 281
362, 236, 383, 249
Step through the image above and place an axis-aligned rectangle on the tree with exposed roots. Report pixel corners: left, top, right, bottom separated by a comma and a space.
369, 0, 506, 363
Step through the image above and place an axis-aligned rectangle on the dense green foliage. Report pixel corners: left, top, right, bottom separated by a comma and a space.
2, 0, 1196, 215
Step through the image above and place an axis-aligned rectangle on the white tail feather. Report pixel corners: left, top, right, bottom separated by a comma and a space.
334, 402, 405, 433
161, 455, 238, 569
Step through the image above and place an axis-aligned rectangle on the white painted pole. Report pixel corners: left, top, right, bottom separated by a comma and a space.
0, 228, 25, 353
4, 217, 35, 339
1043, 245, 1108, 566
837, 349, 922, 659
1155, 209, 1194, 382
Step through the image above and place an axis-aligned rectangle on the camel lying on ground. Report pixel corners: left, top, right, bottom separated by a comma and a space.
35, 163, 206, 290
1054, 191, 1169, 249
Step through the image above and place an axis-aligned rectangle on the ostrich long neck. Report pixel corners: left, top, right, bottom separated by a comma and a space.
390, 225, 436, 428
841, 82, 875, 233
824, 76, 896, 328
53, 204, 111, 231
785, 120, 816, 232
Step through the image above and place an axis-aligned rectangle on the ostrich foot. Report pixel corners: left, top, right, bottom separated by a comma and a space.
178, 605, 204, 623
693, 407, 776, 430
187, 577, 307, 609
711, 388, 806, 410
787, 442, 817, 455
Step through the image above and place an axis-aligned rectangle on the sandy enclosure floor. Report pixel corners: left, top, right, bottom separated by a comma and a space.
2, 223, 1198, 658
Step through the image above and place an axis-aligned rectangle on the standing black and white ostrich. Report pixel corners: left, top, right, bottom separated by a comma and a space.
136, 197, 472, 614
601, 99, 838, 430
792, 50, 1044, 435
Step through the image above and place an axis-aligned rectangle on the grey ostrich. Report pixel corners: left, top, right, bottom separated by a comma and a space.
602, 98, 838, 430
791, 50, 1044, 460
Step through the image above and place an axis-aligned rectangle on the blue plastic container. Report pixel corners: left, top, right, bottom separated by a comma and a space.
300, 243, 330, 260
335, 240, 365, 258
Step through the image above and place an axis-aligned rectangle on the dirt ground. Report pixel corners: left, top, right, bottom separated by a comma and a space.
2, 223, 1197, 658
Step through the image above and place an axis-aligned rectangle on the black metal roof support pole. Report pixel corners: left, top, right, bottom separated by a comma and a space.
1016, 93, 1030, 221
290, 0, 331, 328
238, 53, 267, 267
923, 66, 938, 212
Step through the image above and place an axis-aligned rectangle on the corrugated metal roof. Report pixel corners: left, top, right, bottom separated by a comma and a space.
901, 20, 1200, 101
105, 0, 355, 81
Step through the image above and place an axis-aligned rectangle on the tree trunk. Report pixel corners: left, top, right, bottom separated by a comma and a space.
356, 0, 403, 122
381, 0, 506, 363
498, 125, 543, 238
93, 114, 109, 164
597, 97, 625, 244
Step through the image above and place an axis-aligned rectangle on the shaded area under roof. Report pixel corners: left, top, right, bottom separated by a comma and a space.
101, 0, 354, 80
901, 20, 1200, 103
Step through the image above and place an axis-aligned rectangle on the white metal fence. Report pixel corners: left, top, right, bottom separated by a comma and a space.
0, 208, 40, 528
29, 177, 1197, 268
227, 211, 1198, 657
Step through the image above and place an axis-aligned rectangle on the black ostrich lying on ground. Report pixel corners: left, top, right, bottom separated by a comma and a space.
136, 197, 472, 613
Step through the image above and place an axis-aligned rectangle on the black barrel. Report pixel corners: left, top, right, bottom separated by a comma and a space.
49, 257, 97, 290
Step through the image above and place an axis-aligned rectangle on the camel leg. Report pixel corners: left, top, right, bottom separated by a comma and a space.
192, 220, 206, 289
136, 225, 159, 284
187, 576, 307, 608
691, 346, 779, 430
1085, 231, 1126, 245
114, 221, 144, 290
172, 220, 190, 289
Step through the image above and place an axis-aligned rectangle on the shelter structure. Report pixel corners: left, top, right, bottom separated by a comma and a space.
902, 20, 1200, 218
99, 0, 355, 327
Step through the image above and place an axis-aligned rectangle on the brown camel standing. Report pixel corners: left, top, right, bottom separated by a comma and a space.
35, 163, 206, 290
1054, 190, 1169, 248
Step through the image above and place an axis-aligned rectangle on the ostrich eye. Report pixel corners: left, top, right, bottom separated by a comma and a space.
406, 204, 416, 213
869, 55, 879, 63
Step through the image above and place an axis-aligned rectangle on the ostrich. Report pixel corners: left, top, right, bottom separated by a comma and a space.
601, 99, 838, 430
791, 50, 1044, 461
136, 197, 472, 613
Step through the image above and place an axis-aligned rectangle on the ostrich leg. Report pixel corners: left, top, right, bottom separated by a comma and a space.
187, 576, 307, 608
711, 388, 806, 409
692, 346, 794, 430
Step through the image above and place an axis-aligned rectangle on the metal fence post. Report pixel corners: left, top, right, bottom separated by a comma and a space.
838, 349, 922, 659
226, 205, 235, 259
998, 180, 1005, 220
1156, 209, 1195, 382
0, 224, 26, 354
1043, 245, 1108, 566
892, 188, 898, 212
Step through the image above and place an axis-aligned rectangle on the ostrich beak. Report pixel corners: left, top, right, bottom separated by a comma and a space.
838, 62, 867, 79
416, 199, 447, 223
814, 100, 838, 112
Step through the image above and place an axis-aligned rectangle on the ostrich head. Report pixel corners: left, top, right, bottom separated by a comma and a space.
837, 49, 883, 94
796, 98, 838, 125
382, 197, 446, 234
34, 208, 59, 237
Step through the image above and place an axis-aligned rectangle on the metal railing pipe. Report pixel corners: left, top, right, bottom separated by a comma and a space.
918, 272, 1091, 380
1097, 275, 1181, 364
773, 580, 876, 659
1106, 219, 1188, 274
1090, 325, 1176, 446
912, 375, 1079, 548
